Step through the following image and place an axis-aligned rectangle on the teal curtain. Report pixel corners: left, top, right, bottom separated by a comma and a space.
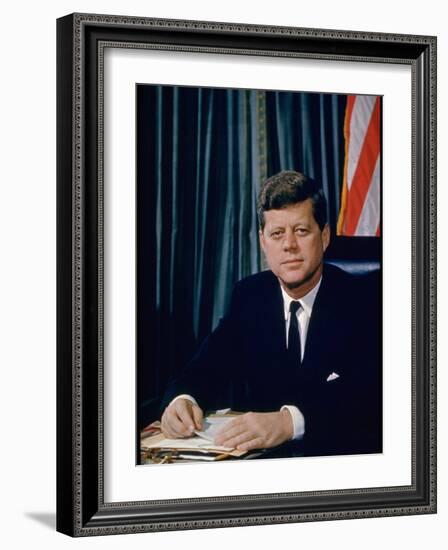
137, 85, 346, 423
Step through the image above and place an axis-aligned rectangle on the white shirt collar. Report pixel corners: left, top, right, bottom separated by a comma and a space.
280, 276, 322, 320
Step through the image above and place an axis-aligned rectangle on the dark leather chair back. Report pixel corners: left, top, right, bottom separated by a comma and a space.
325, 259, 380, 277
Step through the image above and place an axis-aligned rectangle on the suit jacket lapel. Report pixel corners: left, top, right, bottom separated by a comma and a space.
302, 266, 339, 371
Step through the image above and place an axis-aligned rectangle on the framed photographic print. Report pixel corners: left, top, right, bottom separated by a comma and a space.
56, 13, 436, 536
136, 83, 383, 462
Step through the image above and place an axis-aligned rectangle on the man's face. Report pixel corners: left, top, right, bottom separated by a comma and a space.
259, 199, 330, 297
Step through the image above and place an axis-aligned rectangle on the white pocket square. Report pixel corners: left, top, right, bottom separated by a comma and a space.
326, 372, 340, 382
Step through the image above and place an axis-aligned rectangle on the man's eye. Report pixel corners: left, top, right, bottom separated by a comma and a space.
296, 228, 308, 235
271, 231, 282, 238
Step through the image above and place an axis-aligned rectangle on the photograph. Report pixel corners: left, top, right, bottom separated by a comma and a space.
137, 85, 383, 465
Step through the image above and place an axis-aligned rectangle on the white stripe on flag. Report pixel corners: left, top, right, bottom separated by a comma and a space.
355, 156, 381, 236
347, 95, 377, 191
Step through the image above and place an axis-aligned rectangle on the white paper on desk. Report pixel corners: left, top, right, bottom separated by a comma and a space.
142, 435, 234, 452
194, 415, 235, 442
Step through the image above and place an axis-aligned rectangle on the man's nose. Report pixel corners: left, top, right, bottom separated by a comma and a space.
282, 230, 298, 250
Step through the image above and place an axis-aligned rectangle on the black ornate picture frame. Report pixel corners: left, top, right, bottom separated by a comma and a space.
56, 13, 436, 536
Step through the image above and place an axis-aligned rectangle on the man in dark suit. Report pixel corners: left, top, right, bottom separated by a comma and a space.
160, 171, 382, 457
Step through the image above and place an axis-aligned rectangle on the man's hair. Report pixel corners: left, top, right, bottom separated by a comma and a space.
257, 170, 328, 231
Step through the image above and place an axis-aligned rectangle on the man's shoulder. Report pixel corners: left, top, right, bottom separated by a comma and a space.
321, 262, 381, 309
234, 270, 278, 293
323, 261, 380, 286
227, 270, 279, 309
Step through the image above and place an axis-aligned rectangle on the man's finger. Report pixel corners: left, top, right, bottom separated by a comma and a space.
175, 403, 196, 434
161, 411, 183, 438
160, 418, 171, 438
162, 405, 193, 438
192, 405, 204, 430
236, 436, 264, 451
218, 430, 252, 449
214, 421, 246, 445
161, 411, 178, 438
215, 414, 251, 438
168, 411, 191, 436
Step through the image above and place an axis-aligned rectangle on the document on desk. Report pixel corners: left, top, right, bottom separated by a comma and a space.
141, 434, 233, 452
194, 415, 235, 442
141, 413, 243, 456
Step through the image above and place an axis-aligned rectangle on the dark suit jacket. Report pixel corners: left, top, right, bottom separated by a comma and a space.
161, 263, 382, 457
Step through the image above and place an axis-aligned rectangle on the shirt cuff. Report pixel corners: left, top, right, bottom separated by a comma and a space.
281, 405, 305, 440
169, 394, 198, 407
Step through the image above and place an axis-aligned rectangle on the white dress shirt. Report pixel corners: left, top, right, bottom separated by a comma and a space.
170, 276, 323, 441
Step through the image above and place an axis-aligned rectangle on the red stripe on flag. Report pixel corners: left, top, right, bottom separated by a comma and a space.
336, 96, 356, 235
344, 97, 381, 235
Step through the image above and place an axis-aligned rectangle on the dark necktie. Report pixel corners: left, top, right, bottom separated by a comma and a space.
287, 301, 302, 366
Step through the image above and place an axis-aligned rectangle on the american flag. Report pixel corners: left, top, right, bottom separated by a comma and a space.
337, 95, 381, 236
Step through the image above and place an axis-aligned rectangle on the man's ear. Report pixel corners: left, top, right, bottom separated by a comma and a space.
322, 224, 330, 252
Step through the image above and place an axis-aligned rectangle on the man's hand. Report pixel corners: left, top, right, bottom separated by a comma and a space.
161, 398, 204, 439
214, 410, 293, 451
